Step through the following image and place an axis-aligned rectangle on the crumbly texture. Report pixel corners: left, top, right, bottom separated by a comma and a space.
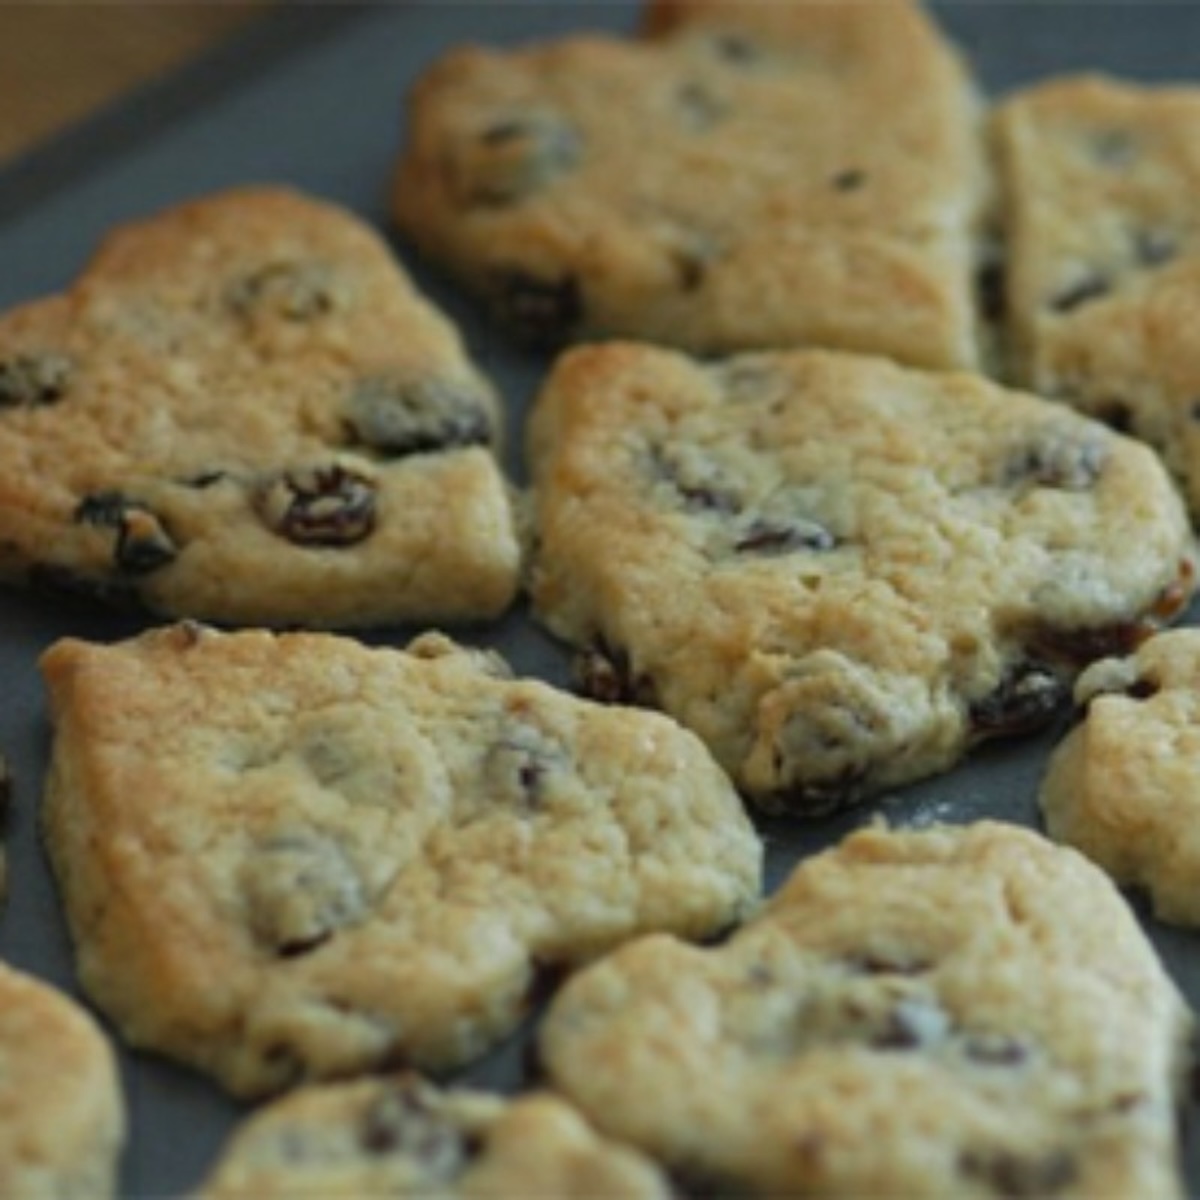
199, 1073, 672, 1198
0, 186, 519, 627
540, 821, 1193, 1199
41, 623, 761, 1098
994, 76, 1200, 518
0, 961, 125, 1200
1041, 629, 1200, 926
393, 0, 988, 368
528, 343, 1195, 814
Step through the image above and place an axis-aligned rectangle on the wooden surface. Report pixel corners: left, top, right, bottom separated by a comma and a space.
0, 3, 269, 163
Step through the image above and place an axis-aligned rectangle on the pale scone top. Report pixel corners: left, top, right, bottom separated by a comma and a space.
199, 1073, 672, 1199
0, 185, 519, 627
0, 961, 125, 1200
540, 820, 1192, 1198
40, 622, 761, 1097
394, 0, 987, 368
528, 342, 1194, 813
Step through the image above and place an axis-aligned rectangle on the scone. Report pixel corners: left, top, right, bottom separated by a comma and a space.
994, 76, 1200, 516
1041, 629, 1200, 926
528, 343, 1194, 814
0, 186, 519, 627
393, 0, 989, 368
41, 622, 761, 1098
0, 961, 125, 1199
540, 821, 1193, 1198
199, 1073, 672, 1198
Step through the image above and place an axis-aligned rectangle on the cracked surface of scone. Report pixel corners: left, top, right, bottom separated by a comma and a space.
528, 343, 1195, 814
1041, 629, 1200, 927
994, 76, 1200, 517
393, 0, 988, 368
0, 961, 125, 1200
539, 821, 1193, 1199
40, 622, 762, 1098
0, 186, 519, 627
200, 1072, 672, 1198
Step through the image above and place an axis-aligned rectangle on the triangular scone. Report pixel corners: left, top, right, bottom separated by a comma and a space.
200, 1074, 672, 1199
41, 623, 762, 1098
394, 0, 988, 368
0, 187, 519, 627
528, 344, 1195, 814
540, 822, 1193, 1198
0, 961, 125, 1200
995, 77, 1200, 518
1042, 629, 1200, 926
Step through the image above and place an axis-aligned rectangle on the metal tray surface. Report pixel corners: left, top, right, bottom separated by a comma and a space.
1, 3, 1199, 1194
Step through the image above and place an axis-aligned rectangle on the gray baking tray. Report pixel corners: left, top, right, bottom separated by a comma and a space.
1, 3, 1199, 1194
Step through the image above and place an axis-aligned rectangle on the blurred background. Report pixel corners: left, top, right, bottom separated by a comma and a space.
0, 3, 267, 163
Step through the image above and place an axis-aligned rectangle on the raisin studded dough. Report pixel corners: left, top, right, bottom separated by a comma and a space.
393, 0, 988, 369
41, 623, 761, 1098
540, 822, 1193, 1199
994, 77, 1200, 517
200, 1073, 672, 1198
1041, 629, 1200, 927
528, 344, 1195, 814
0, 186, 519, 627
0, 961, 125, 1200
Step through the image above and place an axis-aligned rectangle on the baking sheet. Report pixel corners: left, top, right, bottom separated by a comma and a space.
1, 2, 1199, 1193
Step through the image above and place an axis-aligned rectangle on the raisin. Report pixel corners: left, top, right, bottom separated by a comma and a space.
1048, 274, 1110, 314
759, 771, 868, 818
962, 1032, 1030, 1066
1124, 677, 1160, 701
574, 639, 658, 707
74, 491, 178, 575
466, 113, 581, 206
677, 81, 728, 131
226, 262, 334, 322
959, 1148, 1077, 1197
257, 464, 376, 547
1091, 399, 1133, 434
1005, 436, 1106, 491
848, 953, 931, 977
831, 168, 866, 191
181, 470, 228, 489
735, 517, 835, 555
242, 834, 367, 956
490, 270, 582, 349
652, 445, 741, 515
0, 352, 72, 409
1134, 229, 1178, 269
872, 998, 950, 1050
483, 721, 567, 809
345, 376, 492, 457
1031, 623, 1145, 666
969, 663, 1067, 738
359, 1080, 470, 1178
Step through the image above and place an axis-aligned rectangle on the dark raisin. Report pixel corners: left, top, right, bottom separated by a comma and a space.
734, 517, 836, 555
1005, 436, 1107, 491
574, 640, 658, 707
1030, 623, 1146, 666
1134, 229, 1178, 269
466, 113, 581, 206
831, 168, 866, 191
969, 663, 1067, 738
483, 722, 566, 809
962, 1032, 1030, 1066
651, 445, 741, 515
1091, 399, 1133, 434
1090, 129, 1136, 167
74, 492, 177, 575
359, 1081, 469, 1178
277, 930, 334, 958
959, 1148, 1078, 1198
757, 771, 868, 818
490, 270, 582, 349
848, 953, 931, 977
0, 352, 72, 409
345, 376, 492, 457
976, 258, 1006, 324
677, 81, 729, 131
257, 465, 376, 547
1124, 677, 1160, 701
180, 470, 228, 489
872, 998, 949, 1050
226, 262, 334, 322
260, 1041, 307, 1090
1048, 274, 1111, 314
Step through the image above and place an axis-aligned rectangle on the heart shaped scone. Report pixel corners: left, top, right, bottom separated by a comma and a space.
0, 187, 520, 627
